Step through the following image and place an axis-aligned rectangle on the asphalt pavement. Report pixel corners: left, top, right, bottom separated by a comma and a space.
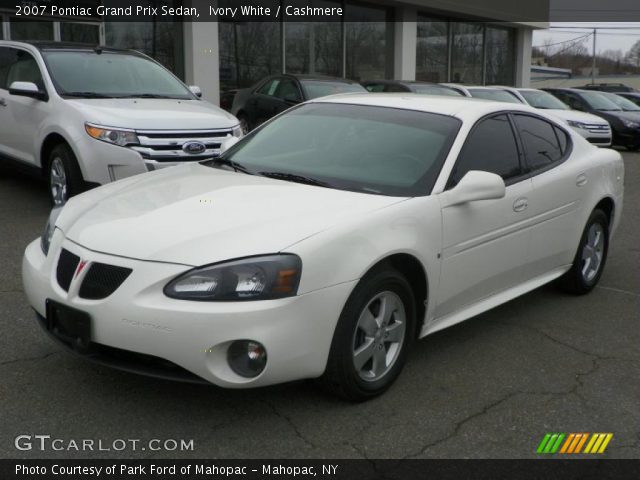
1, 153, 638, 459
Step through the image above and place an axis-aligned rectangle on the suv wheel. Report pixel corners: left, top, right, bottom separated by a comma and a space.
48, 144, 84, 206
319, 268, 416, 401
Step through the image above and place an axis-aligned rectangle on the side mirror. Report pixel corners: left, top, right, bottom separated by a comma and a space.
9, 81, 47, 101
219, 135, 240, 154
441, 170, 506, 208
189, 85, 202, 98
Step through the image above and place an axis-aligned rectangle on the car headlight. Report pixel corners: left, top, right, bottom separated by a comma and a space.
85, 123, 139, 146
232, 124, 243, 138
41, 207, 63, 256
164, 254, 302, 301
622, 119, 640, 129
566, 120, 587, 129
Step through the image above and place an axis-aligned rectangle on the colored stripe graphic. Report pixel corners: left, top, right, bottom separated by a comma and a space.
539, 433, 613, 454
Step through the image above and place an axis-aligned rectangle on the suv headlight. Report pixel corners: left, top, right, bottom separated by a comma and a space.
85, 123, 139, 146
232, 124, 243, 138
41, 207, 63, 256
164, 254, 302, 301
566, 120, 587, 129
622, 119, 640, 129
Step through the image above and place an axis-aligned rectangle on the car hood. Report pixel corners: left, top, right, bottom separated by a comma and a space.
546, 109, 610, 125
62, 164, 407, 266
67, 98, 238, 130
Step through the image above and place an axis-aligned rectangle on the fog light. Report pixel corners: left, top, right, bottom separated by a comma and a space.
227, 340, 267, 378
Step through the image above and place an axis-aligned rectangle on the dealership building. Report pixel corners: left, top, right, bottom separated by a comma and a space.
0, 0, 549, 103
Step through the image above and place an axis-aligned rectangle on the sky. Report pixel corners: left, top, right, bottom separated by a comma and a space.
533, 22, 640, 55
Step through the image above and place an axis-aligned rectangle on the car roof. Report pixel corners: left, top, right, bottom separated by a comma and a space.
312, 93, 541, 119
1, 40, 132, 53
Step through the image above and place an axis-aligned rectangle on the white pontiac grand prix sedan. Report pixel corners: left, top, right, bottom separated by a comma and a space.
23, 95, 624, 400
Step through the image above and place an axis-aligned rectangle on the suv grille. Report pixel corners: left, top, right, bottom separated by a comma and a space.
584, 123, 611, 134
79, 263, 133, 300
131, 128, 233, 162
56, 249, 80, 292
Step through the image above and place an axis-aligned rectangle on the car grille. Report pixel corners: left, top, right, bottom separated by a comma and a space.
56, 249, 80, 292
583, 123, 611, 134
130, 128, 234, 162
78, 263, 133, 300
587, 137, 611, 144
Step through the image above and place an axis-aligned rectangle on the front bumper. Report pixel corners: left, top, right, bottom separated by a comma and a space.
612, 126, 640, 148
22, 235, 356, 388
571, 126, 612, 147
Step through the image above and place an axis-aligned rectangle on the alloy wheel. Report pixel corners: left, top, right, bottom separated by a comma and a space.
581, 223, 604, 282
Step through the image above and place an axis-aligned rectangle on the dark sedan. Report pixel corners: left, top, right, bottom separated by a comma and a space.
231, 74, 366, 133
544, 88, 640, 151
361, 80, 463, 96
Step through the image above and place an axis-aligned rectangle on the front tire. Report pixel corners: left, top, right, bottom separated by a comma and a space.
557, 209, 609, 295
48, 144, 84, 206
319, 268, 416, 401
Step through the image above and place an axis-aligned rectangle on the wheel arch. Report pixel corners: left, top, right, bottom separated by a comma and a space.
361, 253, 429, 339
593, 196, 615, 229
40, 132, 74, 176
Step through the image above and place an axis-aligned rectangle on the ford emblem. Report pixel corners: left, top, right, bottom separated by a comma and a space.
182, 141, 207, 155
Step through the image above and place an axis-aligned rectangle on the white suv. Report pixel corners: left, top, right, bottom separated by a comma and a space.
0, 41, 241, 205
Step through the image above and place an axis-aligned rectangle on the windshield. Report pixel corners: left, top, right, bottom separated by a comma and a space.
468, 89, 522, 104
578, 91, 622, 111
601, 92, 640, 111
43, 51, 193, 99
411, 85, 463, 96
301, 80, 366, 99
519, 90, 569, 110
213, 103, 461, 196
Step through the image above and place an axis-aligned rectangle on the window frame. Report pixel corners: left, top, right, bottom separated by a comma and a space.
445, 111, 528, 190
511, 112, 573, 177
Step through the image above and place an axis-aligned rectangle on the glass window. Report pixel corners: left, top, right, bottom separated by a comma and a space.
364, 83, 386, 92
43, 51, 192, 99
451, 22, 483, 84
514, 115, 564, 172
601, 92, 640, 111
0, 48, 44, 90
450, 115, 521, 186
485, 26, 515, 85
274, 78, 302, 102
257, 78, 280, 96
411, 84, 463, 96
578, 91, 622, 111
345, 3, 394, 81
219, 103, 461, 197
467, 88, 522, 104
300, 80, 365, 99
519, 90, 569, 110
10, 19, 53, 41
104, 21, 184, 79
416, 17, 448, 83
61, 23, 100, 44
219, 21, 282, 91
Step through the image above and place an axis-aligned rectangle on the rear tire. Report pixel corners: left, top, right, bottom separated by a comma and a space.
319, 267, 416, 401
48, 144, 84, 206
557, 209, 609, 295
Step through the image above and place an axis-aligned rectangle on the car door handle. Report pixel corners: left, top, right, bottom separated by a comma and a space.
513, 197, 528, 212
576, 173, 588, 187
0, 98, 6, 107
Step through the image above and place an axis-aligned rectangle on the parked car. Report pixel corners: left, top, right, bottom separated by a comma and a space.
362, 80, 463, 96
219, 89, 239, 112
493, 87, 612, 147
597, 91, 640, 114
24, 95, 624, 400
544, 88, 640, 151
0, 41, 241, 205
617, 92, 640, 107
441, 84, 526, 103
231, 74, 366, 133
579, 83, 636, 93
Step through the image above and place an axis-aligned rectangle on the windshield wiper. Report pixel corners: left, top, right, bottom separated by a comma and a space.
259, 171, 332, 188
205, 157, 254, 175
117, 94, 179, 99
63, 91, 115, 98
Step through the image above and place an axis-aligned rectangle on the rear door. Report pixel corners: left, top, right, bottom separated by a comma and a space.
436, 114, 534, 318
512, 114, 585, 278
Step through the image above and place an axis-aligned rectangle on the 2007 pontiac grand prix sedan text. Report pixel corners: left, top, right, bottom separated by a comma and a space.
23, 95, 624, 400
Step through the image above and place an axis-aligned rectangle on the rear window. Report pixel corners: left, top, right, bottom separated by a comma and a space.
468, 89, 522, 104
514, 114, 566, 172
301, 81, 366, 99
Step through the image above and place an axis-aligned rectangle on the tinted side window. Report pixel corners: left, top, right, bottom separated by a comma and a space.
0, 47, 13, 90
385, 84, 407, 92
274, 78, 302, 101
365, 83, 385, 92
257, 78, 280, 96
450, 114, 521, 187
514, 115, 563, 172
